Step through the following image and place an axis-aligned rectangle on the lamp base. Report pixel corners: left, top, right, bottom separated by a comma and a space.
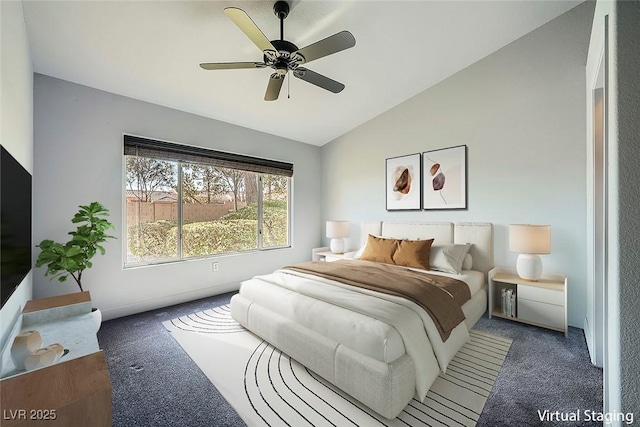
516, 254, 543, 281
330, 238, 345, 254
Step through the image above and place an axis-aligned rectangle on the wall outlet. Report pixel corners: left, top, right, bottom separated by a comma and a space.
212, 262, 219, 272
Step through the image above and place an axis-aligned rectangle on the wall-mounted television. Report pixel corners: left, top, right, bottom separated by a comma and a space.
1, 145, 32, 308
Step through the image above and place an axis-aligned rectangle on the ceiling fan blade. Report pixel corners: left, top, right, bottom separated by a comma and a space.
293, 68, 345, 94
224, 7, 279, 56
264, 74, 285, 101
293, 31, 356, 64
200, 62, 266, 70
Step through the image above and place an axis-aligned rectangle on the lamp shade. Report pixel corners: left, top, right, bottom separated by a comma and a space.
326, 221, 349, 238
509, 224, 551, 254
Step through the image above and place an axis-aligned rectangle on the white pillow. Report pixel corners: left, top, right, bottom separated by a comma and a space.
462, 253, 473, 270
430, 244, 472, 274
354, 244, 366, 260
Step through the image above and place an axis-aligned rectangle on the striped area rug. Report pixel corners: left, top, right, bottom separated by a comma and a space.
163, 305, 512, 427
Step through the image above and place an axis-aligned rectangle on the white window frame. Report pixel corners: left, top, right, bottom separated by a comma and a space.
122, 136, 292, 267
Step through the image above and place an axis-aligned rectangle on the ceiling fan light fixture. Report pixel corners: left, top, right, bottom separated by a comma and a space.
275, 64, 288, 76
200, 1, 356, 101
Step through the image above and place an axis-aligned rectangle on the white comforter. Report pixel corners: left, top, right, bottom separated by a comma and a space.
239, 267, 471, 400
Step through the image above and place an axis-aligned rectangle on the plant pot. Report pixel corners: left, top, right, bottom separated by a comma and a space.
91, 308, 102, 333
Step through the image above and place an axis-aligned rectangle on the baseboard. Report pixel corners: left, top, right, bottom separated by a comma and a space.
100, 282, 240, 321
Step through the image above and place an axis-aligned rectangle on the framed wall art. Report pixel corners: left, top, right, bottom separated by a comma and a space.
386, 153, 421, 211
422, 145, 467, 210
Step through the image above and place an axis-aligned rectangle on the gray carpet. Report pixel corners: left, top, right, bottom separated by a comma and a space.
473, 317, 603, 427
98, 292, 602, 426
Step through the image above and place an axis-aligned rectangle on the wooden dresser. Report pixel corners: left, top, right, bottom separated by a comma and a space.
0, 292, 112, 426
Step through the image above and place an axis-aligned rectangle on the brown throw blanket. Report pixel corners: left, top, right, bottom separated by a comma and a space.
283, 260, 471, 341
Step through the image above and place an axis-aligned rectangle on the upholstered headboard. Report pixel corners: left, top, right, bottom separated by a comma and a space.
359, 221, 494, 277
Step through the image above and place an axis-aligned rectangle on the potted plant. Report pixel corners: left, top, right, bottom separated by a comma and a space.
35, 202, 115, 331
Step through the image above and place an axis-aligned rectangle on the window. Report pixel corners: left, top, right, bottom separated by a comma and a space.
124, 136, 292, 266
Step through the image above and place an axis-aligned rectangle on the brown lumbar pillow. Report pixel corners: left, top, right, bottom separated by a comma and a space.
393, 238, 434, 270
360, 235, 400, 265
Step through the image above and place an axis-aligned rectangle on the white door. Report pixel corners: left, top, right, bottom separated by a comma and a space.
585, 17, 607, 369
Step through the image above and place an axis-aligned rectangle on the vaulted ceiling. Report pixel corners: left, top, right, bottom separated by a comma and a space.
22, 1, 581, 145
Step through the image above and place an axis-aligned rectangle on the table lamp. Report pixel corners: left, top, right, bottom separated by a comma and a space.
326, 220, 349, 254
509, 224, 551, 281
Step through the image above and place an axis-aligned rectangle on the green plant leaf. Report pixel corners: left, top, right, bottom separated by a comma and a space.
64, 246, 82, 257
34, 201, 115, 291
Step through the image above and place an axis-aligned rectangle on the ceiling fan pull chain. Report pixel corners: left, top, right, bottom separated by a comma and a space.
288, 74, 290, 99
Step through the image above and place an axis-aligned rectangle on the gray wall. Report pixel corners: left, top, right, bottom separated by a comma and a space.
615, 0, 640, 414
321, 3, 594, 328
0, 0, 34, 351
33, 75, 322, 320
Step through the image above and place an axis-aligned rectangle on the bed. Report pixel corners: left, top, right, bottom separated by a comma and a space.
230, 221, 493, 419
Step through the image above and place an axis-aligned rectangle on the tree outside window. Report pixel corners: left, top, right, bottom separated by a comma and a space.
125, 155, 290, 265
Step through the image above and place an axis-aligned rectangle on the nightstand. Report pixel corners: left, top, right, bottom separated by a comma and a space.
312, 247, 348, 262
488, 267, 568, 337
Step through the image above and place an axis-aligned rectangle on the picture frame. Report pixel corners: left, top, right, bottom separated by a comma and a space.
386, 153, 422, 211
422, 145, 467, 210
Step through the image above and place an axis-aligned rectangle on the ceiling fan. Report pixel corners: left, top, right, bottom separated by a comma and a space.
199, 1, 356, 101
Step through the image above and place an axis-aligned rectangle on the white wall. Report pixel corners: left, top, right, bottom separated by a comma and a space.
0, 0, 34, 349
33, 75, 322, 320
321, 3, 594, 328
612, 0, 640, 416
592, 0, 640, 418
